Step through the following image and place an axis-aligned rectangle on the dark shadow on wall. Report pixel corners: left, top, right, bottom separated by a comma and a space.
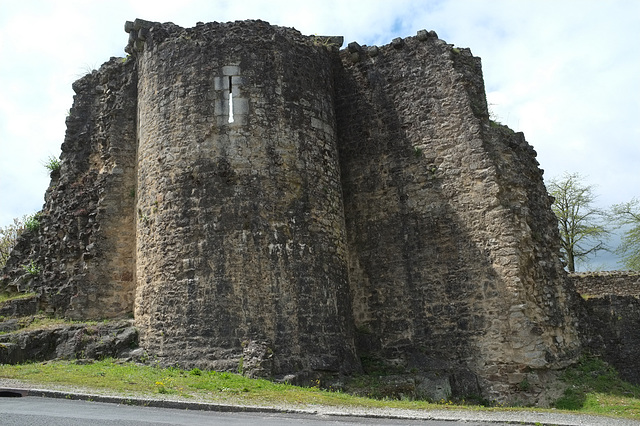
578, 295, 640, 386
331, 44, 503, 398
331, 36, 579, 400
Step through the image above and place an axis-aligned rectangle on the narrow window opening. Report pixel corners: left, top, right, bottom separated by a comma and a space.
228, 76, 234, 123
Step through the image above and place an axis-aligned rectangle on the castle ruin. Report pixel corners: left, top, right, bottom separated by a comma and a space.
1, 19, 585, 401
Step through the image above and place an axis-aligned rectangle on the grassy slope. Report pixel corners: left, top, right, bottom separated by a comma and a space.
555, 356, 640, 418
0, 356, 639, 419
0, 359, 425, 409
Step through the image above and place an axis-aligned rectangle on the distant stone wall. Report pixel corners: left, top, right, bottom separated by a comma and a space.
570, 272, 640, 297
572, 272, 640, 385
578, 295, 640, 385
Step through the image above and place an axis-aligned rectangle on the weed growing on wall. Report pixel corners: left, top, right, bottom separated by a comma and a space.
43, 156, 61, 174
24, 213, 41, 232
21, 260, 40, 277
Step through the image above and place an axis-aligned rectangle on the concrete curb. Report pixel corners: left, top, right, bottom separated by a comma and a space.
0, 387, 314, 415
2, 386, 638, 426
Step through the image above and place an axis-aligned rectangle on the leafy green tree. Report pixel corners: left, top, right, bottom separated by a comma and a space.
611, 198, 640, 270
548, 172, 609, 272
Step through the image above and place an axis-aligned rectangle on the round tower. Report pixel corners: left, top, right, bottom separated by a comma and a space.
131, 20, 359, 379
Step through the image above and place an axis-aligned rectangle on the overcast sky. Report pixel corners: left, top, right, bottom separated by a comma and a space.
1, 0, 638, 270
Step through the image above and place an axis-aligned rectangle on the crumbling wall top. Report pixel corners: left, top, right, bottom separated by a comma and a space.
124, 18, 344, 55
341, 28, 473, 64
570, 271, 640, 297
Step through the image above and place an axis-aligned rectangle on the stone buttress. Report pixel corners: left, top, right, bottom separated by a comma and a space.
334, 33, 580, 399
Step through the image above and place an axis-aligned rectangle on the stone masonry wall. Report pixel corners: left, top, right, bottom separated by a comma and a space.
334, 33, 579, 400
571, 272, 640, 297
131, 20, 359, 379
578, 295, 640, 385
572, 272, 640, 385
1, 57, 137, 319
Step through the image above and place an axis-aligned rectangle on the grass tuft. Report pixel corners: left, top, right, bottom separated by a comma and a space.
0, 292, 37, 304
0, 314, 103, 334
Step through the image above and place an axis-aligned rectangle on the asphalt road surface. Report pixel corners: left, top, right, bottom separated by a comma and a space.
0, 396, 512, 426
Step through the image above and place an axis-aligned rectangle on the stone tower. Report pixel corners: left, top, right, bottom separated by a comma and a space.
132, 20, 359, 377
1, 19, 580, 400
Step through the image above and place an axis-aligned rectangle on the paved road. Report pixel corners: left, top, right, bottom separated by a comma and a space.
0, 396, 510, 426
3, 385, 640, 426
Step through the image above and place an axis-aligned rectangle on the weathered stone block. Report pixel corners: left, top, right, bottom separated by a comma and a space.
233, 97, 249, 115
213, 76, 229, 91
347, 41, 360, 53
222, 65, 241, 76
415, 376, 452, 401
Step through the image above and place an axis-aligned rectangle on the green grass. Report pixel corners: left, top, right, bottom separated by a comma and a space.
1, 356, 640, 419
554, 355, 640, 418
0, 292, 37, 304
0, 313, 103, 335
0, 359, 436, 409
16, 316, 102, 333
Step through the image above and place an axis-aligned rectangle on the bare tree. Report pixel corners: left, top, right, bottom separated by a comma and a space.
548, 173, 609, 272
0, 216, 26, 269
611, 198, 640, 270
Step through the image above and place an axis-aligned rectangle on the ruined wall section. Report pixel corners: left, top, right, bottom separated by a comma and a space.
1, 58, 138, 319
449, 56, 581, 367
131, 20, 359, 379
335, 33, 498, 395
571, 271, 640, 384
462, 38, 582, 387
578, 295, 640, 385
477, 125, 581, 395
334, 32, 579, 399
571, 271, 640, 297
